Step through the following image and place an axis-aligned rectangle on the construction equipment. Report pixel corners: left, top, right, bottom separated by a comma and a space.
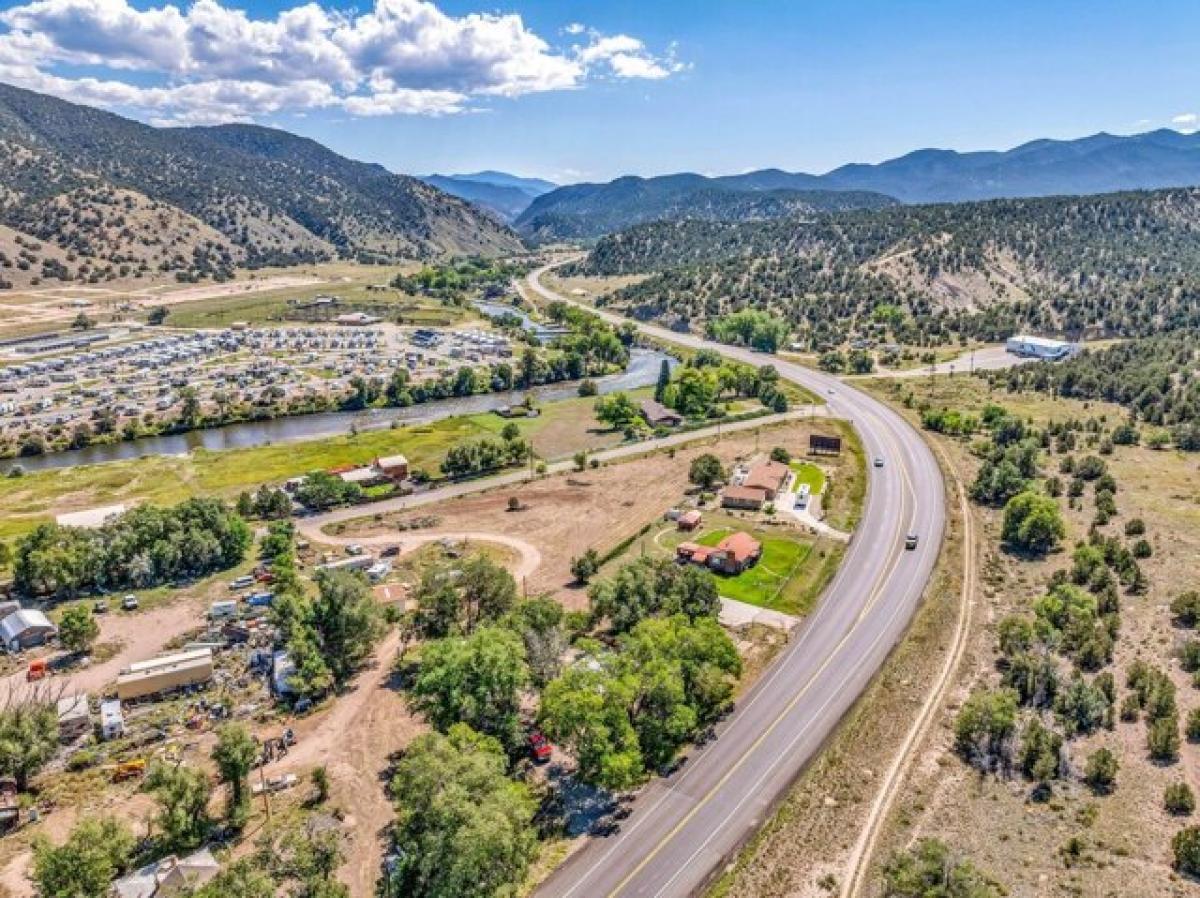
112, 758, 146, 783
26, 659, 47, 681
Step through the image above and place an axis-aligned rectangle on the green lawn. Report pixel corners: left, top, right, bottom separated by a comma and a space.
665, 518, 825, 616
788, 461, 826, 495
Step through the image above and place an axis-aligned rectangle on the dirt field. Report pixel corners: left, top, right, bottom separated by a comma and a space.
861, 377, 1200, 897
326, 418, 858, 608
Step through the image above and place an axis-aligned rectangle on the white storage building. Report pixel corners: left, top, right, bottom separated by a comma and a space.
1005, 334, 1074, 360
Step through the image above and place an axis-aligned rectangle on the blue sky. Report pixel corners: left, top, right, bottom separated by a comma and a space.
0, 0, 1196, 182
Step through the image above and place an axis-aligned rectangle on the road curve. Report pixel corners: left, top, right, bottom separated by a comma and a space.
528, 262, 946, 898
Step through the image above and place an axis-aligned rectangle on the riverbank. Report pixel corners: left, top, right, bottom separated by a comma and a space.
2, 347, 673, 474
0, 384, 633, 540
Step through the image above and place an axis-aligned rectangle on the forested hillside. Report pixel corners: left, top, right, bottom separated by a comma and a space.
577, 188, 1200, 348
0, 83, 521, 286
515, 173, 895, 239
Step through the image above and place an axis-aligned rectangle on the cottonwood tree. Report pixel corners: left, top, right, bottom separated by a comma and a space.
145, 761, 211, 851
387, 724, 537, 898
33, 816, 135, 898
212, 723, 259, 825
410, 626, 530, 750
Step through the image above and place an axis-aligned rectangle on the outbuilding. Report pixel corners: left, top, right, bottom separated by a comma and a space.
375, 454, 409, 481
0, 609, 57, 652
640, 399, 683, 428
1005, 334, 1074, 360
57, 694, 91, 742
100, 699, 125, 740
116, 649, 213, 701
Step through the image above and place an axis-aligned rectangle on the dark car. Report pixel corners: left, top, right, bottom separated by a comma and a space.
905, 533, 919, 550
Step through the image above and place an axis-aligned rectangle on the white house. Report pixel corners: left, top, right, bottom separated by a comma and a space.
1005, 334, 1074, 360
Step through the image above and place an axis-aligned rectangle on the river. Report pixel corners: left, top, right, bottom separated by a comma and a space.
4, 348, 675, 473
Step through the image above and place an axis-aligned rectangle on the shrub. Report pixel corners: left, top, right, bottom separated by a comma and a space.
1084, 748, 1118, 794
1148, 715, 1181, 763
1173, 826, 1200, 875
1166, 782, 1196, 816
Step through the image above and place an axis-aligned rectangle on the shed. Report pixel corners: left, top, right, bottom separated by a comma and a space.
677, 510, 703, 531
100, 699, 125, 740
640, 399, 683, 428
375, 454, 409, 481
57, 694, 91, 742
0, 609, 57, 652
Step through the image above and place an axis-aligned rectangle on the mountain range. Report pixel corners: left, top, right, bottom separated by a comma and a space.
0, 82, 520, 287
515, 175, 897, 239
418, 171, 557, 222
518, 129, 1200, 239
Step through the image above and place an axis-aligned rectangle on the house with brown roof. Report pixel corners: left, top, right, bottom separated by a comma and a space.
721, 484, 769, 511
742, 461, 790, 499
709, 531, 762, 574
676, 532, 762, 575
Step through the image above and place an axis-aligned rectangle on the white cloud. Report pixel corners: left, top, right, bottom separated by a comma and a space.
0, 0, 683, 124
1172, 112, 1198, 129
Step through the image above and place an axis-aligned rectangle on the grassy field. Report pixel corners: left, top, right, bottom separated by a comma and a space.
0, 416, 490, 541
467, 386, 656, 460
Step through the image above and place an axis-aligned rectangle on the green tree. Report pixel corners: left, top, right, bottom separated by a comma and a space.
880, 838, 1004, 898
188, 859, 275, 898
570, 548, 600, 584
540, 659, 643, 790
1171, 591, 1200, 627
508, 598, 568, 688
654, 358, 672, 401
388, 725, 537, 898
594, 392, 641, 430
1084, 747, 1118, 794
589, 557, 720, 633
145, 761, 211, 851
411, 626, 530, 749
1018, 719, 1062, 786
411, 553, 517, 639
212, 723, 258, 824
1149, 715, 1181, 763
0, 695, 59, 789
688, 453, 725, 490
58, 603, 100, 654
310, 569, 384, 686
33, 816, 135, 898
1001, 491, 1066, 554
954, 688, 1019, 774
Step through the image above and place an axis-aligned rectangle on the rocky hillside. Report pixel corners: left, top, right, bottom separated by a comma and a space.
0, 83, 522, 287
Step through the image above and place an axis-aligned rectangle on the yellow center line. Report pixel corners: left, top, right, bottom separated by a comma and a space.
605, 407, 918, 896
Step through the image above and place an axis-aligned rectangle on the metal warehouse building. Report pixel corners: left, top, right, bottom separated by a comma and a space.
1005, 334, 1075, 360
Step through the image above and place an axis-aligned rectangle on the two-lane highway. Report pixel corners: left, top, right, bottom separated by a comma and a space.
528, 262, 946, 898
